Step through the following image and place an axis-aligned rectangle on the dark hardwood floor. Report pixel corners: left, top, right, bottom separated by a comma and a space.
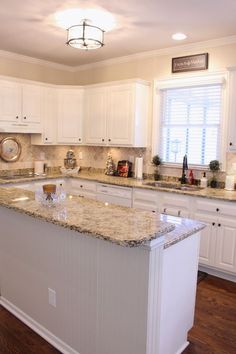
0, 275, 235, 354
183, 275, 236, 354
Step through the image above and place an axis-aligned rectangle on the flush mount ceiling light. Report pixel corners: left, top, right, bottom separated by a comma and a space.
66, 19, 104, 50
54, 8, 116, 50
172, 32, 187, 41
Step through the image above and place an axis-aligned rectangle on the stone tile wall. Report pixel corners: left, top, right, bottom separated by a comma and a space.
0, 133, 236, 182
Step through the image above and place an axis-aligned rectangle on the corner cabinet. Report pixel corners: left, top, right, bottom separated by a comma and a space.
0, 79, 42, 133
57, 88, 84, 144
84, 80, 149, 147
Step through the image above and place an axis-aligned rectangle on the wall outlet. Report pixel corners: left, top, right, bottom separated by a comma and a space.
79, 152, 83, 160
48, 288, 56, 307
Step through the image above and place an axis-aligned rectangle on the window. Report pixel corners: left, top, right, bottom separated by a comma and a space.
154, 74, 227, 167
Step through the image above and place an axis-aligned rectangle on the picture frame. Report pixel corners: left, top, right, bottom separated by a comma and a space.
172, 53, 209, 73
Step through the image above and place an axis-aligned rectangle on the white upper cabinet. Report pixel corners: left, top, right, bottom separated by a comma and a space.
0, 79, 42, 133
228, 69, 236, 150
22, 84, 42, 124
84, 80, 149, 147
107, 84, 134, 146
31, 87, 58, 145
57, 88, 83, 144
0, 80, 21, 123
84, 87, 107, 144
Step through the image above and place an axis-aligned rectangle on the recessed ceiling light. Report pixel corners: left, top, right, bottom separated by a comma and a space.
172, 32, 187, 41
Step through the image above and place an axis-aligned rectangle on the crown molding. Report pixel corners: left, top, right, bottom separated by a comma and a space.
0, 35, 236, 73
75, 35, 236, 72
0, 49, 74, 72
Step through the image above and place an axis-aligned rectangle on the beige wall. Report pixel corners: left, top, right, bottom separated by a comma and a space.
0, 56, 74, 85
75, 43, 236, 84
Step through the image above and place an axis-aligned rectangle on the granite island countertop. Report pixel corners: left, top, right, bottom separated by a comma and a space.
0, 186, 205, 248
0, 170, 236, 202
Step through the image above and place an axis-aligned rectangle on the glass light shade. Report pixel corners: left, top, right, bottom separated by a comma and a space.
67, 21, 104, 50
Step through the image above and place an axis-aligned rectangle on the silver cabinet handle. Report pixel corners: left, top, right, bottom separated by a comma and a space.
12, 123, 28, 126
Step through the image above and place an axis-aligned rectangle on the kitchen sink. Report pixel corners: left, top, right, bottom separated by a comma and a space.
142, 181, 202, 191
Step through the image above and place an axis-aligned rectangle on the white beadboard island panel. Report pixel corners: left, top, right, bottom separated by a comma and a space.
0, 204, 201, 354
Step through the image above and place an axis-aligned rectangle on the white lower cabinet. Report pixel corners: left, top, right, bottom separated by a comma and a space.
160, 192, 191, 217
215, 216, 236, 273
96, 183, 132, 207
193, 198, 236, 277
133, 188, 236, 278
68, 179, 97, 199
133, 188, 159, 211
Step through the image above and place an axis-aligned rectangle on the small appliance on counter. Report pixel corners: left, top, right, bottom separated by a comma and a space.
64, 150, 77, 169
60, 150, 80, 176
115, 160, 132, 177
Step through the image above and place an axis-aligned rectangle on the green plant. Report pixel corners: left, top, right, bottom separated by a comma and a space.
209, 160, 220, 172
152, 155, 162, 166
209, 160, 220, 188
152, 155, 162, 180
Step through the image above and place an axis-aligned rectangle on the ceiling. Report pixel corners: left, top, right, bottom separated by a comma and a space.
1, 0, 236, 67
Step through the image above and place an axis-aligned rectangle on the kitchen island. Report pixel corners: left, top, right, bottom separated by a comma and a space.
0, 187, 205, 354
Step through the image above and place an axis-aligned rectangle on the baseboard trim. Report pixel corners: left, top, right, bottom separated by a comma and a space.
0, 297, 79, 354
199, 266, 236, 282
175, 341, 189, 354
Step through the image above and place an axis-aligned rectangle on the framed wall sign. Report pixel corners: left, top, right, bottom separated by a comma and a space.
172, 53, 209, 73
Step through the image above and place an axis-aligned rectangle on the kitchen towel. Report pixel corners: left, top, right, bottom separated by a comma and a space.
135, 157, 143, 180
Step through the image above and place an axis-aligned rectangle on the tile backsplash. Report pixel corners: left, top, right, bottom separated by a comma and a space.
0, 133, 236, 182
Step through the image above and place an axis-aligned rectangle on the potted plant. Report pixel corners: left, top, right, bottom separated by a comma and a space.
152, 155, 162, 181
209, 160, 220, 188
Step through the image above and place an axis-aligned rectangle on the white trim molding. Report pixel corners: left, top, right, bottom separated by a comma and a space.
0, 35, 236, 73
75, 35, 236, 72
152, 71, 230, 171
0, 49, 74, 72
0, 297, 79, 354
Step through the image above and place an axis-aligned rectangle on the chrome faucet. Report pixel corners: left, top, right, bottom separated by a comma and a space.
180, 154, 188, 184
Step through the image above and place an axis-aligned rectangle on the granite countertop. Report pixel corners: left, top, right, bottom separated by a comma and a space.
0, 186, 204, 248
1, 170, 235, 201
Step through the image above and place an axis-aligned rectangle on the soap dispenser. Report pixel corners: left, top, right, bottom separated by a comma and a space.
200, 172, 208, 188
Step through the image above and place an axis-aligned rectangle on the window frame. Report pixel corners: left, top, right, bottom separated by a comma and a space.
152, 71, 229, 171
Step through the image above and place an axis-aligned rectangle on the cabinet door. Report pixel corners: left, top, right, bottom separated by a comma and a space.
228, 70, 236, 150
107, 85, 134, 145
84, 88, 107, 144
194, 213, 216, 266
58, 89, 83, 144
42, 88, 57, 144
215, 217, 236, 273
22, 84, 42, 124
0, 80, 21, 123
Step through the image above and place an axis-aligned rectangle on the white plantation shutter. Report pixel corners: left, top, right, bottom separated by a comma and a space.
159, 84, 222, 165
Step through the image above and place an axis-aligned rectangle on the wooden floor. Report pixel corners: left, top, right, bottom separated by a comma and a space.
0, 275, 235, 354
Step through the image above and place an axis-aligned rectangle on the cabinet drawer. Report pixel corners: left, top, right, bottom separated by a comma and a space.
133, 188, 157, 211
195, 198, 236, 217
161, 193, 190, 208
97, 184, 132, 199
70, 179, 97, 192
